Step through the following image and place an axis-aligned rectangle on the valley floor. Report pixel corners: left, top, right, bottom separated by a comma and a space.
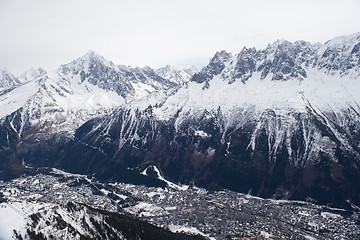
0, 169, 359, 239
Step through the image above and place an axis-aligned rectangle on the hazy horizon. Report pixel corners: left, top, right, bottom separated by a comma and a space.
1, 0, 359, 75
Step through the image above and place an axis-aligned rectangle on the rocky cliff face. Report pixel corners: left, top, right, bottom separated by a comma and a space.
1, 33, 360, 208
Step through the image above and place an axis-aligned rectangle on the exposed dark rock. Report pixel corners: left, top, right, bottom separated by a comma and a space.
192, 50, 232, 84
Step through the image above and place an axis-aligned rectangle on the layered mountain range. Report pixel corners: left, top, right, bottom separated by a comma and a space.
1, 33, 360, 209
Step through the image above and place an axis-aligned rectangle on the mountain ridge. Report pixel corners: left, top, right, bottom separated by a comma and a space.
0, 32, 360, 209
192, 32, 360, 86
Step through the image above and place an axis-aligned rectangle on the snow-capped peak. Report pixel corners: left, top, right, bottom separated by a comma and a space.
0, 68, 21, 93
212, 50, 233, 63
19, 67, 47, 83
182, 65, 198, 75
82, 49, 107, 61
192, 32, 360, 85
156, 64, 197, 84
67, 50, 114, 72
324, 32, 360, 48
316, 32, 360, 76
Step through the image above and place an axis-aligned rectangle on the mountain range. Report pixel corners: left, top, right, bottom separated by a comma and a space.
1, 32, 360, 212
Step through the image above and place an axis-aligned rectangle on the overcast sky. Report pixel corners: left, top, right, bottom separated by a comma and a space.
0, 0, 359, 75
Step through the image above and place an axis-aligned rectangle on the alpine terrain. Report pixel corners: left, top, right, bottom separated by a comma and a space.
0, 33, 360, 239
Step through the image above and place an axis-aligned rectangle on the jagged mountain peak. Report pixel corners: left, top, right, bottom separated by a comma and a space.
19, 67, 47, 83
57, 51, 184, 100
164, 64, 176, 69
212, 50, 232, 63
191, 50, 233, 84
316, 32, 360, 76
81, 49, 108, 63
156, 65, 198, 84
183, 65, 199, 75
260, 39, 314, 61
0, 68, 21, 93
193, 33, 360, 85
0, 67, 13, 76
58, 50, 118, 81
157, 64, 180, 74
157, 64, 195, 73
275, 40, 296, 52
263, 39, 293, 53
83, 49, 102, 57
70, 50, 114, 71
324, 32, 360, 48
270, 38, 290, 47
142, 65, 153, 71
238, 46, 256, 56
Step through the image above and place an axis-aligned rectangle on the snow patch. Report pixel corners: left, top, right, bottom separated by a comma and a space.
125, 202, 163, 217
321, 212, 341, 219
260, 230, 273, 239
194, 130, 210, 138
143, 165, 189, 191
168, 225, 215, 240
304, 235, 317, 240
